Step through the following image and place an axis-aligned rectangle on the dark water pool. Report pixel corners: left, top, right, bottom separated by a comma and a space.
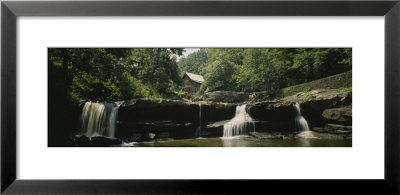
126, 132, 351, 147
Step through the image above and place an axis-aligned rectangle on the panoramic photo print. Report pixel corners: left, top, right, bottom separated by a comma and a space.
48, 48, 352, 147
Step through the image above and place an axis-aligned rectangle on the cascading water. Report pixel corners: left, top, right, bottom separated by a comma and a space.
223, 104, 255, 137
293, 102, 310, 132
194, 104, 202, 138
80, 102, 120, 138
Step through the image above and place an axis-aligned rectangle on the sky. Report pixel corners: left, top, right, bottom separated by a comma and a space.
176, 48, 200, 61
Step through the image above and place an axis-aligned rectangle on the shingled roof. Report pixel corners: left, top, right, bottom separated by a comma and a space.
184, 72, 204, 84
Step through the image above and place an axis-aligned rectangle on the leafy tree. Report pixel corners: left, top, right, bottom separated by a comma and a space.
180, 48, 352, 95
178, 48, 208, 76
201, 49, 243, 92
49, 48, 184, 102
49, 47, 351, 102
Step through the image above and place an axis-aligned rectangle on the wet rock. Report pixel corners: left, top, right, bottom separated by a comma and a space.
122, 133, 142, 142
71, 135, 122, 147
312, 124, 352, 135
325, 123, 352, 131
144, 133, 156, 140
205, 120, 230, 128
201, 121, 228, 137
70, 135, 90, 146
249, 132, 284, 139
155, 132, 170, 139
90, 136, 122, 146
116, 120, 195, 139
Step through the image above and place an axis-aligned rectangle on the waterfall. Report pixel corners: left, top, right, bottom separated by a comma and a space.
293, 102, 310, 132
194, 104, 202, 138
223, 104, 254, 137
80, 102, 120, 138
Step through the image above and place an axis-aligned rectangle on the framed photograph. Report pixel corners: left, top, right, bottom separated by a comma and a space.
2, 0, 399, 194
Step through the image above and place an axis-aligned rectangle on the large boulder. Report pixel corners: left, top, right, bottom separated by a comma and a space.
247, 88, 351, 130
197, 103, 236, 123
201, 91, 251, 103
322, 106, 352, 125
281, 88, 352, 123
247, 102, 297, 131
248, 101, 297, 122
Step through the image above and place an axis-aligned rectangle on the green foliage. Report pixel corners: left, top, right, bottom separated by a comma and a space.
178, 48, 351, 96
202, 51, 236, 91
303, 85, 312, 92
117, 72, 156, 100
129, 48, 182, 94
49, 48, 183, 102
201, 49, 244, 92
178, 48, 208, 76
49, 48, 352, 103
70, 72, 117, 101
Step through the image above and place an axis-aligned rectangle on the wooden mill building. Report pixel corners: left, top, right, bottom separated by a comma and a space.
181, 72, 204, 94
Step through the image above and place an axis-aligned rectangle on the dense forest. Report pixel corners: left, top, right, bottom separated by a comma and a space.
49, 48, 184, 103
178, 48, 351, 96
48, 48, 351, 103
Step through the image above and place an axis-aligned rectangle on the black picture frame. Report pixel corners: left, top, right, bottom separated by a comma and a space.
2, 0, 399, 194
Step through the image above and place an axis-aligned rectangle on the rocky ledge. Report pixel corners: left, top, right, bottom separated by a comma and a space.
113, 88, 352, 141
195, 91, 251, 103
247, 88, 352, 134
118, 98, 237, 123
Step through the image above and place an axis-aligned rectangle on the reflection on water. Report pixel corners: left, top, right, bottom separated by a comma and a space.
131, 132, 351, 147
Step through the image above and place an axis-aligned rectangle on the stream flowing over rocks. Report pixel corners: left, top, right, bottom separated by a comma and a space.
247, 88, 352, 129
71, 88, 352, 146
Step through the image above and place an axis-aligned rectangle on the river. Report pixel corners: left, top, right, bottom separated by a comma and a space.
127, 133, 351, 147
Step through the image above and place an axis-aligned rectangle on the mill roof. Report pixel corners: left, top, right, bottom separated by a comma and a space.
184, 72, 204, 84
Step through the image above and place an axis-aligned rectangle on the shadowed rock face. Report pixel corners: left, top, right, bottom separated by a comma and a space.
322, 106, 352, 125
114, 88, 352, 140
247, 101, 297, 132
69, 87, 352, 146
281, 88, 352, 123
118, 99, 199, 122
116, 99, 237, 139
118, 99, 237, 123
248, 101, 297, 122
248, 89, 352, 125
116, 120, 196, 139
246, 88, 352, 132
